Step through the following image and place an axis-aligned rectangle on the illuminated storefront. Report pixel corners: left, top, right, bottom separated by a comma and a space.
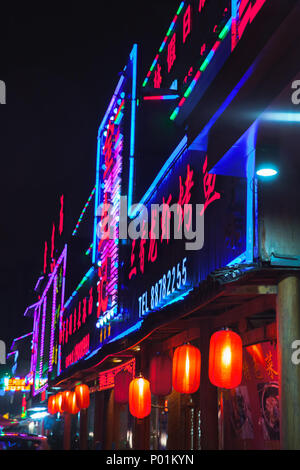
22, 0, 300, 451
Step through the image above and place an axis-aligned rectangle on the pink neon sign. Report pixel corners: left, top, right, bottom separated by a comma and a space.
128, 157, 220, 280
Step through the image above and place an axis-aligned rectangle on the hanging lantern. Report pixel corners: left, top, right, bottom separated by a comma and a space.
114, 370, 132, 404
75, 384, 90, 409
48, 395, 57, 415
55, 392, 64, 413
61, 390, 71, 412
67, 391, 80, 414
172, 344, 201, 394
129, 376, 151, 419
149, 354, 172, 396
209, 329, 243, 389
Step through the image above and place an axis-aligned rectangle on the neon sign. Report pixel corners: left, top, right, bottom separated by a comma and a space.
143, 0, 231, 93
143, 0, 269, 122
31, 245, 67, 396
65, 334, 90, 369
57, 47, 139, 370
92, 45, 138, 347
123, 149, 246, 321
99, 358, 135, 391
4, 377, 30, 392
232, 0, 267, 50
59, 267, 97, 371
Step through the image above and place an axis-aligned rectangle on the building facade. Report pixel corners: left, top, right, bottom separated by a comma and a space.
23, 0, 300, 451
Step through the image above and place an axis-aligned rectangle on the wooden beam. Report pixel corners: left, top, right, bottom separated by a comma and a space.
241, 322, 276, 346
277, 276, 300, 450
212, 295, 276, 329
149, 327, 201, 355
223, 285, 278, 296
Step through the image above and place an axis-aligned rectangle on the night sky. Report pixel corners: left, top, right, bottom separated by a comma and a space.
0, 1, 178, 348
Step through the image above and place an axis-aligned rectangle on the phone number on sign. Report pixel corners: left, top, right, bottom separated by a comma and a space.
138, 257, 187, 317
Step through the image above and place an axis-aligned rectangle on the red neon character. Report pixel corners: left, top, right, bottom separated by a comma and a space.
51, 223, 55, 258
60, 322, 65, 345
154, 63, 162, 89
161, 193, 172, 244
167, 33, 176, 73
200, 43, 206, 56
97, 260, 108, 317
177, 164, 194, 233
183, 5, 191, 43
200, 156, 221, 216
59, 194, 64, 236
88, 287, 93, 315
69, 314, 73, 337
199, 0, 206, 12
73, 308, 77, 334
237, 0, 267, 42
129, 240, 137, 280
43, 241, 47, 274
148, 208, 158, 263
65, 319, 68, 344
139, 221, 147, 274
103, 120, 115, 178
98, 192, 110, 254
77, 301, 81, 330
82, 297, 87, 324
184, 67, 194, 84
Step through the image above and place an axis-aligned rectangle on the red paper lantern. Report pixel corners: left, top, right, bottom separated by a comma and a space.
114, 370, 132, 404
55, 392, 64, 413
48, 395, 57, 414
209, 329, 243, 389
67, 391, 80, 414
61, 391, 71, 412
75, 384, 90, 409
129, 376, 151, 419
149, 354, 172, 396
172, 344, 201, 394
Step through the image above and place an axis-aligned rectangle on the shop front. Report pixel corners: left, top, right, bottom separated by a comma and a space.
38, 0, 300, 451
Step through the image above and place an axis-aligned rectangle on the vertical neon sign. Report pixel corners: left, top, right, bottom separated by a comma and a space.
128, 44, 138, 213
31, 245, 67, 396
92, 45, 138, 340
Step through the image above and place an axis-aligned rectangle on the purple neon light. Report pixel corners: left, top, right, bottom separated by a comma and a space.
98, 119, 123, 323
39, 297, 47, 383
48, 275, 57, 373
10, 332, 33, 351
34, 276, 44, 292
58, 245, 67, 375
32, 245, 67, 396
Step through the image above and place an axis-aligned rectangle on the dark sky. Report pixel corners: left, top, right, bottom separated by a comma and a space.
0, 1, 178, 348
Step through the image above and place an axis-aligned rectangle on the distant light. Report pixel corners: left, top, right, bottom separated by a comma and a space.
256, 168, 278, 177
30, 412, 48, 420
28, 407, 47, 412
262, 112, 300, 122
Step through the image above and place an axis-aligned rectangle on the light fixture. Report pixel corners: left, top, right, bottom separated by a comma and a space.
172, 343, 201, 394
255, 140, 280, 179
30, 411, 48, 420
256, 167, 278, 177
208, 329, 243, 389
